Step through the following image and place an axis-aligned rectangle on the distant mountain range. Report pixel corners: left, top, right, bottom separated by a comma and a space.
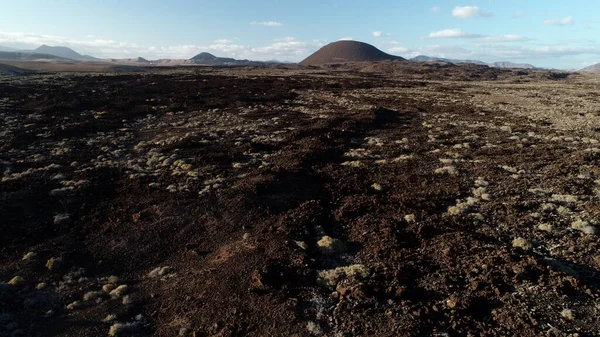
0, 45, 287, 66
0, 44, 585, 70
410, 55, 538, 69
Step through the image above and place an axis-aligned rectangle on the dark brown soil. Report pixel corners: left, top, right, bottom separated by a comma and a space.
0, 65, 599, 337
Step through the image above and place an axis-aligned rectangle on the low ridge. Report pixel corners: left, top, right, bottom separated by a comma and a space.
300, 40, 404, 66
580, 62, 600, 72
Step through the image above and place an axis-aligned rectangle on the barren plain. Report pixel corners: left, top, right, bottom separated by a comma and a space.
1, 62, 600, 337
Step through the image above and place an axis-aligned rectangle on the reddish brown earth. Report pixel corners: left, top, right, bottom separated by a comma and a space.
1, 64, 599, 337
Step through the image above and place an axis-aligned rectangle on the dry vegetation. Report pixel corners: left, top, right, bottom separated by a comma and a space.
1, 62, 600, 336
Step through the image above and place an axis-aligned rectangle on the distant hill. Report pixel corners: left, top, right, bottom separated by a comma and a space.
108, 57, 151, 64
32, 45, 99, 61
411, 55, 488, 66
300, 41, 405, 66
189, 52, 262, 66
0, 51, 71, 62
490, 62, 536, 69
411, 55, 538, 69
579, 62, 600, 72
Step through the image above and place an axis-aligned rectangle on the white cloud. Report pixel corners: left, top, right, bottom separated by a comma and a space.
388, 46, 409, 54
545, 16, 574, 26
432, 7, 441, 13
250, 21, 283, 27
428, 28, 483, 38
372, 31, 382, 37
452, 6, 492, 19
214, 39, 232, 44
514, 11, 525, 18
482, 34, 530, 42
427, 30, 529, 42
275, 36, 296, 42
380, 41, 400, 45
250, 37, 312, 58
339, 36, 354, 41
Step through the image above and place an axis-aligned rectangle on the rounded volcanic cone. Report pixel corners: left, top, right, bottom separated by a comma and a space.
300, 40, 405, 66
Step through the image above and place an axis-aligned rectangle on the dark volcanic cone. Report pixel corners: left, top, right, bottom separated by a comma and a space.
300, 40, 405, 65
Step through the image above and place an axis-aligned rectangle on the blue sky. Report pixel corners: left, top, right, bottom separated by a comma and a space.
1, 0, 599, 68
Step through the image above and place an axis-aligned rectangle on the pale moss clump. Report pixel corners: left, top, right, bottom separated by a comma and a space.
551, 194, 579, 204
392, 155, 413, 162
103, 314, 117, 323
560, 308, 574, 320
404, 214, 416, 223
541, 203, 556, 212
83, 291, 103, 301
500, 165, 518, 173
447, 198, 478, 216
122, 295, 135, 305
45, 257, 63, 270
316, 236, 346, 256
148, 266, 174, 278
538, 223, 555, 232
318, 264, 370, 288
66, 301, 84, 310
512, 237, 533, 250
22, 252, 37, 260
53, 214, 71, 225
571, 220, 597, 235
344, 148, 371, 158
306, 321, 322, 335
108, 322, 140, 337
475, 177, 489, 187
109, 285, 129, 298
102, 284, 116, 293
8, 276, 24, 286
435, 166, 458, 176
371, 183, 383, 192
556, 206, 573, 216
340, 161, 362, 167
295, 241, 308, 250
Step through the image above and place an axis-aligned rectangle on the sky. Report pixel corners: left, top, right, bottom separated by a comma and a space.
1, 0, 600, 69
